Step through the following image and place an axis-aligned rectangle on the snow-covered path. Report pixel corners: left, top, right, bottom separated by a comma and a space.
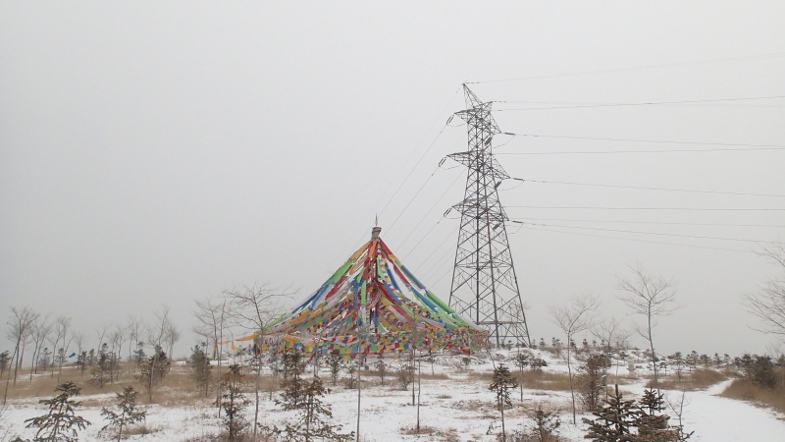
657, 381, 785, 442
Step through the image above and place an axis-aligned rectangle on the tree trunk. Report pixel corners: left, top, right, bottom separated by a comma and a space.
355, 354, 362, 442
253, 343, 261, 442
648, 313, 658, 388
499, 395, 506, 442
567, 341, 577, 425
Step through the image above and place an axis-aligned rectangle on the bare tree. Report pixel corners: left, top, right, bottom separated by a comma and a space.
550, 295, 599, 424
28, 315, 52, 379
745, 242, 785, 343
50, 316, 72, 380
617, 264, 677, 387
110, 327, 126, 364
143, 306, 174, 402
126, 316, 142, 366
95, 324, 111, 357
71, 331, 85, 357
224, 284, 289, 441
193, 297, 228, 413
4, 307, 39, 404
163, 323, 180, 360
592, 317, 633, 377
592, 317, 632, 357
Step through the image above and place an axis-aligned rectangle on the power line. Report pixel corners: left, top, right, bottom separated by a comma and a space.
350, 88, 461, 249
416, 245, 456, 287
514, 217, 785, 229
411, 226, 459, 274
387, 165, 440, 233
468, 52, 785, 84
506, 205, 785, 211
494, 132, 785, 154
509, 177, 785, 198
514, 225, 751, 254
397, 169, 464, 252
378, 124, 449, 218
491, 100, 785, 109
400, 218, 444, 258
494, 95, 785, 111
509, 220, 772, 243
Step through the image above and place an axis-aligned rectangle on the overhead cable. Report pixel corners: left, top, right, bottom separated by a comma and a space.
494, 132, 785, 153
467, 52, 785, 84
508, 177, 785, 198
494, 95, 785, 111
506, 205, 785, 211
398, 170, 465, 252
513, 217, 785, 229
508, 220, 771, 243
387, 165, 440, 233
514, 225, 751, 254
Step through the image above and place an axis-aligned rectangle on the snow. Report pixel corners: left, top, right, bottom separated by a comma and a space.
662, 380, 785, 442
2, 351, 784, 441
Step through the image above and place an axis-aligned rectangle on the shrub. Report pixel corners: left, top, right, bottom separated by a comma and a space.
100, 386, 146, 441
24, 382, 91, 442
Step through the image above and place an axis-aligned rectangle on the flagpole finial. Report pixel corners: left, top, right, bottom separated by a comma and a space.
371, 225, 382, 239
375, 214, 378, 227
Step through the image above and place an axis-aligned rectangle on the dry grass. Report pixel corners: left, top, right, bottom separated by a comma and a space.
651, 369, 727, 391
466, 369, 581, 391
400, 425, 461, 441
1, 362, 283, 407
448, 398, 496, 412
519, 371, 572, 391
720, 378, 785, 415
400, 425, 439, 435
419, 372, 451, 381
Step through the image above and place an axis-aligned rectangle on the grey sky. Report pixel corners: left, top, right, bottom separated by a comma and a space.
2, 2, 784, 358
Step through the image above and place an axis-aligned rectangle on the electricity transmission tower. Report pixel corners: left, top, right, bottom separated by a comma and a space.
447, 84, 531, 347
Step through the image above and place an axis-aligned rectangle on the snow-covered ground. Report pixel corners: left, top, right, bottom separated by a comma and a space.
2, 350, 784, 441
652, 380, 785, 442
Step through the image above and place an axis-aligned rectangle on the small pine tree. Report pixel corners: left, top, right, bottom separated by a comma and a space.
511, 406, 561, 442
636, 389, 675, 442
582, 384, 639, 442
190, 344, 212, 397
531, 407, 561, 442
24, 381, 91, 442
530, 358, 548, 372
512, 352, 531, 371
374, 357, 387, 385
75, 352, 87, 377
513, 351, 531, 401
489, 364, 518, 442
138, 346, 170, 402
685, 351, 698, 373
327, 350, 342, 386
743, 355, 777, 389
278, 352, 306, 408
282, 351, 305, 380
132, 342, 146, 370
578, 353, 611, 413
343, 365, 358, 390
216, 364, 250, 442
100, 386, 146, 441
667, 352, 685, 384
89, 345, 111, 389
274, 376, 353, 442
396, 359, 415, 391
0, 351, 9, 378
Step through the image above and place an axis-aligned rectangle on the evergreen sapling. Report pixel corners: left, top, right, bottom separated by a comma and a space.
24, 381, 91, 442
100, 386, 146, 441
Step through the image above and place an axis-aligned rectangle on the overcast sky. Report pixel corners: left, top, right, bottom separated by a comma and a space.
2, 2, 784, 358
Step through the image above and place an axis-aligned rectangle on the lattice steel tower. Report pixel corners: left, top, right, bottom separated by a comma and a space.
447, 84, 531, 347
